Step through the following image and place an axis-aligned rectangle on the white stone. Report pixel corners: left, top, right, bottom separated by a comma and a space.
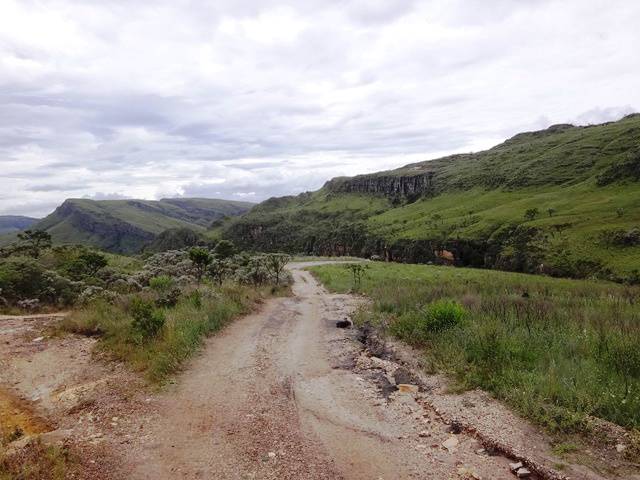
442, 436, 459, 452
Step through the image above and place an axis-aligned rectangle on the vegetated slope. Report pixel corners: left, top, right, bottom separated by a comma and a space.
0, 215, 39, 235
224, 114, 640, 280
34, 198, 254, 254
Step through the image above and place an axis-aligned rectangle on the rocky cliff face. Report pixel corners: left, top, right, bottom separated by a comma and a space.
324, 172, 436, 199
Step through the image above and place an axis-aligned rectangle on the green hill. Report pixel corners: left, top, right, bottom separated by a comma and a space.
223, 114, 640, 281
0, 215, 39, 235
32, 197, 254, 254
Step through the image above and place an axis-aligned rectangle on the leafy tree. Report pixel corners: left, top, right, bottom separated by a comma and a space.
524, 208, 539, 221
16, 230, 51, 258
264, 253, 291, 285
616, 207, 625, 218
189, 247, 212, 283
64, 251, 108, 279
547, 207, 556, 217
213, 240, 236, 259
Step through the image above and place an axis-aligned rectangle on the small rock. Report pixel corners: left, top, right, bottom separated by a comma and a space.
509, 462, 523, 473
397, 384, 419, 394
475, 448, 486, 455
449, 420, 463, 434
267, 452, 276, 459
32, 336, 44, 343
418, 430, 430, 438
615, 443, 627, 453
393, 367, 413, 385
516, 467, 531, 478
442, 436, 459, 453
336, 320, 352, 328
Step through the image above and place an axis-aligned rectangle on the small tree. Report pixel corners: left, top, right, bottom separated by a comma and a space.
16, 230, 52, 258
345, 263, 368, 289
207, 259, 231, 285
81, 251, 108, 276
264, 253, 291, 285
547, 207, 556, 217
616, 207, 625, 218
524, 208, 539, 221
189, 247, 212, 283
64, 251, 108, 279
213, 240, 235, 259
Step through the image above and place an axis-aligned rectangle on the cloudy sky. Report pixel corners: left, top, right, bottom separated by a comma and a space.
1, 0, 638, 217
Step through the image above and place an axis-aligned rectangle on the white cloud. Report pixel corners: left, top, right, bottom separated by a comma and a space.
0, 0, 638, 217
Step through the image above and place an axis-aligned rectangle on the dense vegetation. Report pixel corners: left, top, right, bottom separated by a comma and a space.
310, 262, 640, 434
57, 248, 292, 382
224, 114, 640, 281
0, 197, 254, 254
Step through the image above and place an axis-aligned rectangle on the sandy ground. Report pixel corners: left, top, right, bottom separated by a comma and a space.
1, 262, 638, 479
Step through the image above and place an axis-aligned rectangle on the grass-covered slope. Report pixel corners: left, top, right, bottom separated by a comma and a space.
225, 114, 640, 280
35, 198, 254, 253
0, 216, 39, 235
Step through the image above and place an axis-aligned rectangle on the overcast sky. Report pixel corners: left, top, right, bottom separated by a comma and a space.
1, 0, 638, 217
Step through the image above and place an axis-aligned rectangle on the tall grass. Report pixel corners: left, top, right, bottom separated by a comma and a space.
60, 283, 279, 383
311, 263, 640, 433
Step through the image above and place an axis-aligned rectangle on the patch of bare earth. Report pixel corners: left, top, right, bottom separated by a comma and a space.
1, 264, 639, 479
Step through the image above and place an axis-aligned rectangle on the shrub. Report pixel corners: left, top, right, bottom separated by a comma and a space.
149, 275, 175, 293
129, 297, 165, 340
213, 240, 236, 259
425, 299, 467, 333
0, 257, 47, 302
64, 251, 108, 279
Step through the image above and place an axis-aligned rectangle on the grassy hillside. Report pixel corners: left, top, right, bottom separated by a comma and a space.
224, 114, 640, 281
0, 216, 39, 235
32, 198, 254, 254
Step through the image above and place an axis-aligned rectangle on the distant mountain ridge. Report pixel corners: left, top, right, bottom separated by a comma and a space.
30, 197, 253, 253
0, 215, 39, 235
223, 114, 640, 280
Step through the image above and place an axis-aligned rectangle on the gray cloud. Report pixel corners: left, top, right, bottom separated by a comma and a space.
0, 0, 639, 217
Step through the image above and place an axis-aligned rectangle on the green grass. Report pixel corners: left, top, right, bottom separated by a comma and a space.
309, 262, 640, 433
59, 283, 282, 383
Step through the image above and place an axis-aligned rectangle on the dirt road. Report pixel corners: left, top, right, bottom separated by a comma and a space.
123, 265, 519, 479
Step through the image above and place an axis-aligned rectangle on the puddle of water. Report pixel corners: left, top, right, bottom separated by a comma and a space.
0, 388, 51, 442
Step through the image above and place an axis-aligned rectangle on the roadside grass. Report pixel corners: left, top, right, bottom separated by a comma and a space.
309, 262, 640, 433
290, 255, 363, 262
59, 282, 285, 383
0, 440, 70, 480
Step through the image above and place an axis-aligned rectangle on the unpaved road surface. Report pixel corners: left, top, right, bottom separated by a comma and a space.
122, 264, 625, 480
2, 263, 637, 479
124, 265, 516, 479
